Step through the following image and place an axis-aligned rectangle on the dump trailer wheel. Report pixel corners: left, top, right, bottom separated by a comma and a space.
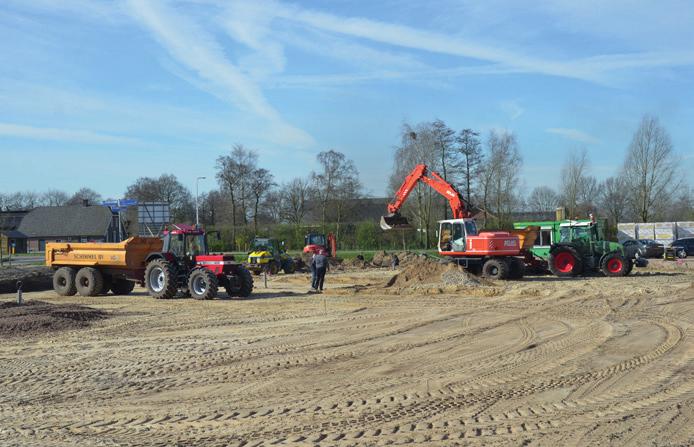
188, 269, 219, 300
549, 247, 583, 277
145, 259, 178, 299
508, 257, 525, 279
110, 279, 135, 295
75, 267, 104, 296
283, 259, 296, 274
53, 267, 77, 296
601, 252, 628, 277
226, 266, 254, 298
482, 258, 510, 280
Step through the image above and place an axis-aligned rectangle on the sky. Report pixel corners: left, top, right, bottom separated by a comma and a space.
1, 0, 693, 199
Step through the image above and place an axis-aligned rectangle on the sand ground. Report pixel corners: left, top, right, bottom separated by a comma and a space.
0, 265, 693, 446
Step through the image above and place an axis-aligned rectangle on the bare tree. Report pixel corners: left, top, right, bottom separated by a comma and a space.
249, 168, 275, 235
478, 130, 522, 227
622, 115, 679, 222
560, 148, 590, 219
67, 187, 102, 206
577, 175, 599, 217
455, 128, 483, 203
431, 119, 458, 218
312, 150, 360, 231
527, 186, 559, 213
215, 144, 258, 247
42, 189, 69, 206
280, 178, 312, 228
125, 174, 193, 222
599, 176, 630, 225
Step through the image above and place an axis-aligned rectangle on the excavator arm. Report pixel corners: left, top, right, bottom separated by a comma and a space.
381, 164, 471, 230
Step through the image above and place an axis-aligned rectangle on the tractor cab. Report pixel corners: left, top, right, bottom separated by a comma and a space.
559, 221, 598, 244
163, 228, 208, 258
437, 219, 479, 252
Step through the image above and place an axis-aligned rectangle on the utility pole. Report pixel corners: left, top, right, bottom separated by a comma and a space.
195, 176, 206, 226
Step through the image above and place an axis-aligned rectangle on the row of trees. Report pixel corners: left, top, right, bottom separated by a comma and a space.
2, 114, 691, 250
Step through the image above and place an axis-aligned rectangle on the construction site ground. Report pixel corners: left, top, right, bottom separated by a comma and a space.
1, 262, 693, 446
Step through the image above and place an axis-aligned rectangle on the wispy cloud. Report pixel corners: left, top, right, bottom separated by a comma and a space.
124, 0, 313, 147
0, 122, 142, 144
500, 100, 524, 120
546, 128, 600, 145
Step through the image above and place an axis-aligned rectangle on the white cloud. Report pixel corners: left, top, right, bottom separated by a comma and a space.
124, 0, 313, 147
546, 128, 600, 145
0, 122, 142, 144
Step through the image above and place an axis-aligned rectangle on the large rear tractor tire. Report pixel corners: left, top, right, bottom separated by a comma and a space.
549, 247, 583, 277
482, 258, 510, 280
75, 267, 104, 296
145, 259, 178, 299
601, 252, 629, 277
188, 269, 219, 300
508, 257, 525, 279
53, 267, 77, 296
624, 258, 634, 276
111, 279, 135, 295
226, 266, 254, 298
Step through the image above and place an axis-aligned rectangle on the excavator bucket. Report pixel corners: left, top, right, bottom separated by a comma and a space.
380, 213, 411, 230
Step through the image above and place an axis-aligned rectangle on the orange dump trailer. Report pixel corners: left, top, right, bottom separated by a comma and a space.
46, 237, 163, 296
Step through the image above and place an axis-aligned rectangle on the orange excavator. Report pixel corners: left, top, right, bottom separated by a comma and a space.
382, 164, 526, 279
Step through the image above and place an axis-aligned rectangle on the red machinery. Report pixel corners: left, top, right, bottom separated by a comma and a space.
144, 224, 254, 300
303, 232, 337, 257
382, 164, 525, 279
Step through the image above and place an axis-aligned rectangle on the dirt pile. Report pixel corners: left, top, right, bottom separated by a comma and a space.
0, 300, 106, 337
385, 256, 484, 291
372, 250, 432, 268
0, 266, 53, 294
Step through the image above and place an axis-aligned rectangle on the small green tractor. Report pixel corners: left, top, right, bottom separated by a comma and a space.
246, 237, 296, 275
513, 219, 647, 277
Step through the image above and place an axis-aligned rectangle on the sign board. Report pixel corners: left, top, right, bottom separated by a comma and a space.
654, 222, 675, 244
636, 223, 655, 240
677, 222, 694, 239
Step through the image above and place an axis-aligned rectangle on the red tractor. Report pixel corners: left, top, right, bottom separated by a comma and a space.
382, 164, 525, 279
144, 224, 253, 300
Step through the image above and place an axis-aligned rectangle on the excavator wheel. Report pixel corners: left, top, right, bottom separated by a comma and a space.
482, 258, 510, 280
145, 259, 178, 299
188, 268, 219, 300
508, 257, 525, 280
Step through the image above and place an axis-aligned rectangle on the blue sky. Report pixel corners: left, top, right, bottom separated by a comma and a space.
1, 0, 693, 199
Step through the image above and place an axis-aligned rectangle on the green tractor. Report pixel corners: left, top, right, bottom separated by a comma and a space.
513, 219, 647, 277
246, 237, 296, 275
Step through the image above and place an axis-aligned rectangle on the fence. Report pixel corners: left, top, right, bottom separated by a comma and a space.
617, 221, 694, 245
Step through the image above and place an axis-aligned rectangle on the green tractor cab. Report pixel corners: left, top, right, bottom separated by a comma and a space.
513, 219, 647, 277
246, 237, 296, 275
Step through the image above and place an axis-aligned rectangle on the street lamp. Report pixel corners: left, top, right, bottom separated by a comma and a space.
195, 176, 206, 226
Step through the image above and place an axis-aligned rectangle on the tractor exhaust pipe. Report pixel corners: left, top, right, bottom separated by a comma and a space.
380, 213, 411, 231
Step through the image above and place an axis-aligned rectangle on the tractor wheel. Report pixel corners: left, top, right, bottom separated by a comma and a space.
53, 267, 77, 296
188, 269, 219, 300
226, 266, 254, 298
145, 259, 178, 299
601, 253, 628, 277
508, 257, 525, 279
283, 259, 296, 274
75, 267, 104, 296
110, 279, 135, 295
482, 258, 510, 280
549, 247, 583, 277
268, 262, 279, 275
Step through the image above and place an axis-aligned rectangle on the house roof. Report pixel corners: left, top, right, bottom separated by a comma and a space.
0, 211, 29, 231
0, 230, 27, 239
18, 206, 113, 238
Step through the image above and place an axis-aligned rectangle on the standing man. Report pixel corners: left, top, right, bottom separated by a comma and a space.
311, 249, 329, 292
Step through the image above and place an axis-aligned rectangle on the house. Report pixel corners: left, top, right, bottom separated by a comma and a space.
0, 210, 29, 254
17, 205, 120, 252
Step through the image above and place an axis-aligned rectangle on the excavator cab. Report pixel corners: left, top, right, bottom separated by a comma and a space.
438, 219, 478, 253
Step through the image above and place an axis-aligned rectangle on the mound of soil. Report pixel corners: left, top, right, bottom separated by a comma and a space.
372, 250, 432, 268
385, 257, 484, 290
0, 266, 53, 294
0, 300, 106, 337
